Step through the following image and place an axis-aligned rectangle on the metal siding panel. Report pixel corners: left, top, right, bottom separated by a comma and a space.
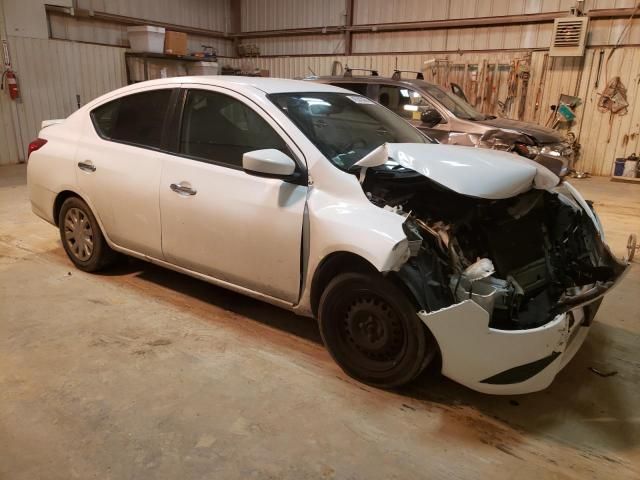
91, 0, 229, 32
3, 37, 126, 162
541, 0, 561, 11
241, 0, 344, 31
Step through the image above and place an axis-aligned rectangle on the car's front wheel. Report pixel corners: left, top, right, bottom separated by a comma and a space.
318, 272, 436, 388
58, 196, 117, 272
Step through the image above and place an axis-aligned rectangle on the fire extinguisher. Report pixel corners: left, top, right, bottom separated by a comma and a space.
1, 69, 20, 100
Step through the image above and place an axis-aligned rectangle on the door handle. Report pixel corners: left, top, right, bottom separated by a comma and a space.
77, 160, 96, 172
170, 183, 197, 196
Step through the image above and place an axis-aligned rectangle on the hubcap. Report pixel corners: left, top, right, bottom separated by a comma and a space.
64, 207, 94, 261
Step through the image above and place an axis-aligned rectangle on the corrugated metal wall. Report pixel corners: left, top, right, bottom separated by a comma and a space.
2, 0, 640, 173
241, 0, 345, 31
76, 0, 231, 32
1, 36, 126, 164
353, 0, 637, 24
226, 44, 640, 175
351, 17, 640, 53
0, 0, 21, 165
48, 13, 235, 57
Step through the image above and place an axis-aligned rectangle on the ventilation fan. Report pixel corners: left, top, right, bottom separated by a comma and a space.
550, 16, 589, 57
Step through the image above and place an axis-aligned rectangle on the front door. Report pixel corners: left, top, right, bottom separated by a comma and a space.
160, 87, 307, 302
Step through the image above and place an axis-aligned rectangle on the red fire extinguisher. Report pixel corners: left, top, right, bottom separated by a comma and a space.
1, 69, 20, 100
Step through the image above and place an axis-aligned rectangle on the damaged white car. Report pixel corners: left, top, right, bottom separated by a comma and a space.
27, 77, 627, 394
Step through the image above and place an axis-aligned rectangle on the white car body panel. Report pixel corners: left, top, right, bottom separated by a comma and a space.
75, 116, 165, 258
419, 303, 584, 395
355, 142, 560, 199
160, 155, 307, 302
26, 76, 626, 395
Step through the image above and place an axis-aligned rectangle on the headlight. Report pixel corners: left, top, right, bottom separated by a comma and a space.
514, 143, 540, 158
541, 145, 563, 157
480, 137, 512, 151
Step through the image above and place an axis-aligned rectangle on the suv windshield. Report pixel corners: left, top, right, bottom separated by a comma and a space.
269, 92, 430, 170
421, 83, 486, 121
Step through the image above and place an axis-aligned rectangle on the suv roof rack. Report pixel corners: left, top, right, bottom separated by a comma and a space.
392, 69, 424, 80
344, 67, 379, 77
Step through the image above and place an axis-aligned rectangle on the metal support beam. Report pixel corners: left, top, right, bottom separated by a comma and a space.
344, 0, 354, 55
45, 5, 229, 40
229, 1, 242, 57
44, 5, 640, 44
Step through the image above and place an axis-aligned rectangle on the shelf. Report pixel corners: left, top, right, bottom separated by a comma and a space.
125, 51, 216, 62
125, 51, 218, 84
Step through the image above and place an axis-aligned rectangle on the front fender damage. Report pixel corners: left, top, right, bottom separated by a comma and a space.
359, 148, 628, 393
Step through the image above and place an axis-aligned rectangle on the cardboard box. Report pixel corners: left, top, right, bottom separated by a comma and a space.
164, 31, 188, 55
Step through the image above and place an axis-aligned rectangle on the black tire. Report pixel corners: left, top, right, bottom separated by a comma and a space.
318, 272, 436, 388
58, 196, 117, 272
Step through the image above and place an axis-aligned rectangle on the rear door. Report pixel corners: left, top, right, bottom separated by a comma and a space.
75, 87, 177, 257
159, 87, 307, 302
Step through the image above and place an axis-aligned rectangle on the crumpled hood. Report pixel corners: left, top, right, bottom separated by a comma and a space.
478, 117, 564, 144
355, 143, 559, 200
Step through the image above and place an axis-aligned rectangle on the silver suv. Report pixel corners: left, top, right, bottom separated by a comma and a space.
313, 73, 573, 176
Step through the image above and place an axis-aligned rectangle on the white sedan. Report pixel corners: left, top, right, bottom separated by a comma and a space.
27, 77, 627, 394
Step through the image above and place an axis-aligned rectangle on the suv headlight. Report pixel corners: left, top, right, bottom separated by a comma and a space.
541, 145, 563, 157
514, 143, 540, 158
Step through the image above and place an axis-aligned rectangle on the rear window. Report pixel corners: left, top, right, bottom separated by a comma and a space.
91, 89, 173, 149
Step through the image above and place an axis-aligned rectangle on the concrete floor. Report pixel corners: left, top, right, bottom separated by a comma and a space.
1, 164, 639, 480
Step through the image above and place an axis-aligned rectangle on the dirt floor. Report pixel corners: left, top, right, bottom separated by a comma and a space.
1, 164, 639, 479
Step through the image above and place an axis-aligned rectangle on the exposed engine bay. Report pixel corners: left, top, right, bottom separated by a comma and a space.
362, 166, 627, 330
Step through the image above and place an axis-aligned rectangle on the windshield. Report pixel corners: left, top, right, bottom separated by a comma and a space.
268, 92, 431, 170
421, 83, 486, 121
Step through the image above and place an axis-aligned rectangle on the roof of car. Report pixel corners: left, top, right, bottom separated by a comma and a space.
118, 76, 350, 94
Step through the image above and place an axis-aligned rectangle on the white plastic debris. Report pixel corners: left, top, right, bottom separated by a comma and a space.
463, 258, 495, 282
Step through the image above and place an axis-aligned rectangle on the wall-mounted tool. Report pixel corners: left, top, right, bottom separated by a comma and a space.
535, 53, 549, 112
594, 49, 604, 88
517, 62, 530, 119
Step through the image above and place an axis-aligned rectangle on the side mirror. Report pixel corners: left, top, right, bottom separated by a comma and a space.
243, 149, 296, 178
420, 108, 444, 128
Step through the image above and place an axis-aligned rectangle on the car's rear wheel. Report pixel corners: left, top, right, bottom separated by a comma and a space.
58, 196, 117, 272
318, 272, 436, 388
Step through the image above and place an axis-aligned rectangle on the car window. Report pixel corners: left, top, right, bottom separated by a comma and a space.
420, 83, 486, 121
330, 82, 368, 96
179, 89, 288, 168
91, 89, 173, 149
378, 85, 435, 120
269, 92, 430, 171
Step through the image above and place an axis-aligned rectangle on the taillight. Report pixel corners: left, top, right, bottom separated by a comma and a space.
27, 138, 47, 159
